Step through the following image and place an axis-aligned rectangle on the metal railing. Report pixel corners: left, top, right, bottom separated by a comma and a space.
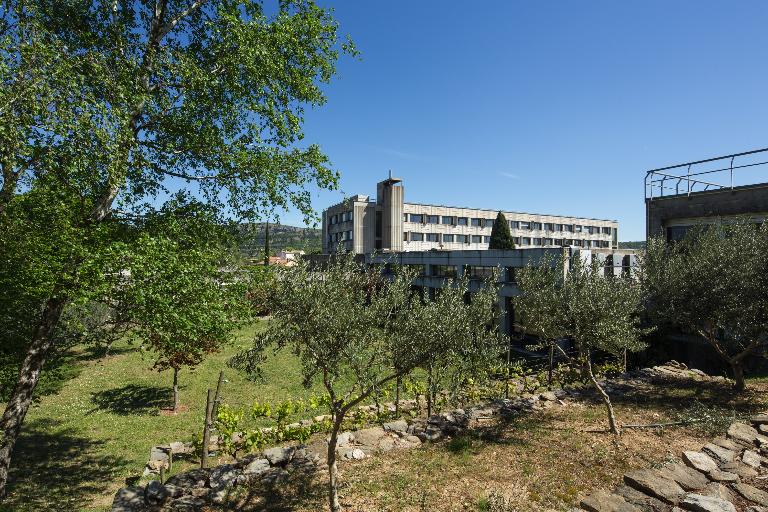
645, 147, 768, 199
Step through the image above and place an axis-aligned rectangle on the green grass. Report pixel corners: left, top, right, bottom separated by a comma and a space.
2, 321, 336, 512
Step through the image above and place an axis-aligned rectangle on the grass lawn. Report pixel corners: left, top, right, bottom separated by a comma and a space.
1, 320, 334, 512
3, 328, 768, 512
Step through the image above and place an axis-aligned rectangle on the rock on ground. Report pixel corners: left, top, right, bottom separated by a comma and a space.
681, 493, 736, 512
580, 490, 640, 512
111, 486, 145, 512
733, 483, 768, 507
623, 469, 685, 504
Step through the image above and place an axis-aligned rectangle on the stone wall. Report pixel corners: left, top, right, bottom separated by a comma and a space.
580, 417, 768, 512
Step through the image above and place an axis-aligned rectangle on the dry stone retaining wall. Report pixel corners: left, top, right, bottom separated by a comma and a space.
580, 417, 768, 512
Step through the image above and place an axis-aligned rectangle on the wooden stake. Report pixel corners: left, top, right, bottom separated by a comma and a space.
201, 389, 214, 469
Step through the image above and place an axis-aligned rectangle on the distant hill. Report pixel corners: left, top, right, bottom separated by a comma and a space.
620, 241, 646, 250
237, 223, 321, 257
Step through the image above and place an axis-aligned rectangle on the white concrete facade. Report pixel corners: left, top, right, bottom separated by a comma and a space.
323, 177, 618, 254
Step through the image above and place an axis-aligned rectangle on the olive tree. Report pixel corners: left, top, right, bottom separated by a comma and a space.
642, 222, 768, 391
231, 254, 501, 512
0, 0, 351, 495
515, 253, 647, 435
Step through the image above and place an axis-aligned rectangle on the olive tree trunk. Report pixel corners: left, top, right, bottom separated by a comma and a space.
732, 361, 746, 392
326, 411, 345, 512
584, 349, 620, 436
0, 296, 67, 497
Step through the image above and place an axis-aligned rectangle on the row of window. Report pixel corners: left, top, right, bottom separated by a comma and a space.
329, 211, 353, 225
404, 232, 611, 248
406, 232, 491, 243
328, 230, 353, 243
403, 213, 612, 235
402, 264, 516, 282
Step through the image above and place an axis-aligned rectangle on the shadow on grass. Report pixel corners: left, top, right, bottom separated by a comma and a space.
90, 384, 171, 415
1, 418, 130, 512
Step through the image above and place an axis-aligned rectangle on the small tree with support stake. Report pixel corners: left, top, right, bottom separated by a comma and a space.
515, 253, 648, 435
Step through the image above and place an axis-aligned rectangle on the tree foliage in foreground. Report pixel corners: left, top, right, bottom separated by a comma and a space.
515, 253, 647, 435
0, 0, 352, 496
489, 212, 515, 250
642, 222, 768, 391
231, 255, 501, 512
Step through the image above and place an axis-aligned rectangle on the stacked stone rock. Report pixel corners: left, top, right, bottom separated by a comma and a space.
112, 392, 569, 511
580, 416, 768, 512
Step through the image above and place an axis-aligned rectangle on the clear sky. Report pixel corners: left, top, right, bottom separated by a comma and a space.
288, 1, 768, 241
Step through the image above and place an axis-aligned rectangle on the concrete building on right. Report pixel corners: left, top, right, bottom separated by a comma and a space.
645, 147, 768, 241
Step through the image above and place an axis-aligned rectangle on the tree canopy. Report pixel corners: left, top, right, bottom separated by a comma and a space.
642, 222, 768, 391
0, 0, 352, 495
489, 212, 515, 250
231, 255, 501, 511
515, 253, 647, 434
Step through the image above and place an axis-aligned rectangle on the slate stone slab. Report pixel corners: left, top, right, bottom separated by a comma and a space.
680, 493, 736, 512
658, 464, 709, 491
581, 490, 641, 512
624, 469, 686, 504
728, 423, 760, 447
683, 451, 719, 474
733, 483, 768, 507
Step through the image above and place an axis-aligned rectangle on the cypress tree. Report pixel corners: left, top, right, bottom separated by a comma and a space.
489, 212, 515, 250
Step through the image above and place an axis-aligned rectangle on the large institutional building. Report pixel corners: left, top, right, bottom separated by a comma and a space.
322, 176, 619, 254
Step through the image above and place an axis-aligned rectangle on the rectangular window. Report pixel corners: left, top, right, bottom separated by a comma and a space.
411, 232, 424, 242
471, 235, 482, 243
484, 219, 495, 228
602, 227, 611, 235
521, 237, 531, 246
426, 233, 439, 242
467, 266, 495, 280
505, 267, 517, 283
410, 214, 423, 224
456, 234, 468, 243
432, 265, 457, 278
443, 234, 454, 243
442, 216, 455, 225
563, 224, 573, 233
457, 217, 468, 226
484, 236, 491, 243
403, 213, 408, 222
347, 230, 353, 240
403, 232, 408, 241
509, 221, 519, 229
532, 238, 542, 245
427, 215, 439, 224
471, 218, 481, 227
519, 221, 530, 230
531, 222, 542, 231
552, 224, 561, 231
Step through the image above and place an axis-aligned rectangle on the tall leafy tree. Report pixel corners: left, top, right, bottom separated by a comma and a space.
515, 254, 647, 434
489, 211, 515, 250
642, 222, 768, 391
231, 255, 501, 512
0, 0, 352, 495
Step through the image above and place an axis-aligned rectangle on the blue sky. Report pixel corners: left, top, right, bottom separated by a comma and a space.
288, 1, 768, 241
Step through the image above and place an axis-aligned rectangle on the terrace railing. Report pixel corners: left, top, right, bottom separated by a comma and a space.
645, 147, 768, 199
